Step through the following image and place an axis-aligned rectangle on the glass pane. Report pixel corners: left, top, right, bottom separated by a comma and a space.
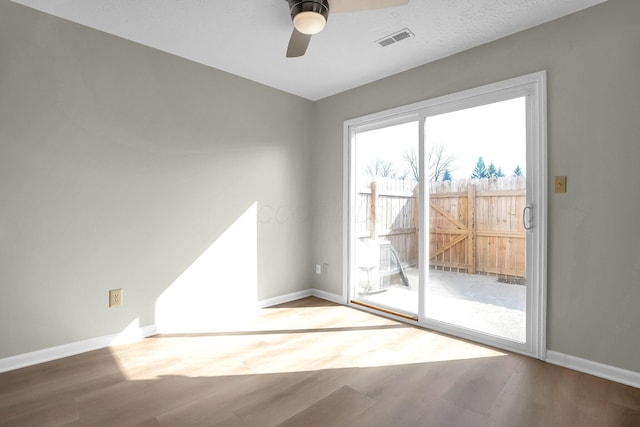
352, 121, 419, 315
424, 97, 527, 342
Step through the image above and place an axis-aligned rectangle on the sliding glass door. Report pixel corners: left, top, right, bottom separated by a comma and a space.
423, 97, 527, 343
346, 72, 546, 357
349, 119, 420, 319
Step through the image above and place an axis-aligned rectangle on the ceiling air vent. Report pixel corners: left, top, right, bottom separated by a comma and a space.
376, 28, 414, 47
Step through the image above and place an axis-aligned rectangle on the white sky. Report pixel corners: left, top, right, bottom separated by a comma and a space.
355, 97, 526, 181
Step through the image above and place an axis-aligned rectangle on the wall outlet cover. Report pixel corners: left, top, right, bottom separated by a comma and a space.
109, 289, 123, 308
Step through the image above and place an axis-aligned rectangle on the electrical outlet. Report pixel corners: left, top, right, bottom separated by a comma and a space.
109, 289, 123, 308
315, 264, 322, 275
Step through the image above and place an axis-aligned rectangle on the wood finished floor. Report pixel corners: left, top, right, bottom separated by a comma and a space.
1, 297, 639, 426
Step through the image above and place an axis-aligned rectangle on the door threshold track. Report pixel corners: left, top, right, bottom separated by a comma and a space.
351, 300, 418, 321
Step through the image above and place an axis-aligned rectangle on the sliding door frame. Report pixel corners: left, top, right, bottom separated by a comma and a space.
343, 71, 547, 359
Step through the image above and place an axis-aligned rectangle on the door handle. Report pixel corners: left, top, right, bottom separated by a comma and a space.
523, 205, 533, 231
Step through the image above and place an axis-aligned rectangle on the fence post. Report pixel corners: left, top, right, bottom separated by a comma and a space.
369, 181, 377, 239
467, 183, 476, 274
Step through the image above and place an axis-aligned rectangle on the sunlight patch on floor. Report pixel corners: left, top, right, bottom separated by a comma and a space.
110, 301, 507, 379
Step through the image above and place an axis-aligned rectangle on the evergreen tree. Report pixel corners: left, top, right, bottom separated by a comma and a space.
513, 165, 523, 176
497, 167, 505, 178
471, 157, 487, 179
487, 162, 498, 178
442, 169, 452, 181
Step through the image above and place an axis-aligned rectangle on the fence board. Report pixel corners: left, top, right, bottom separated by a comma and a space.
356, 175, 526, 277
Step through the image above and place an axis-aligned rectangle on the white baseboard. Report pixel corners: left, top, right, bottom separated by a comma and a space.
0, 324, 157, 374
257, 288, 346, 308
257, 289, 313, 308
312, 288, 348, 305
546, 350, 640, 388
3, 296, 638, 391
0, 289, 339, 373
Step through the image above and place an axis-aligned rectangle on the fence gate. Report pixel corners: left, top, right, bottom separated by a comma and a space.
429, 177, 526, 279
429, 184, 476, 274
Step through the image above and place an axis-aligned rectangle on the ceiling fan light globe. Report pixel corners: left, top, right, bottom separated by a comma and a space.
293, 11, 326, 35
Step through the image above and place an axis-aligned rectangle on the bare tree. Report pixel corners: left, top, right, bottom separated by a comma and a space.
404, 149, 419, 182
403, 145, 457, 182
365, 157, 408, 179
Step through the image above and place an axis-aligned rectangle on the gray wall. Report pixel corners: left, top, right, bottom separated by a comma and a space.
0, 1, 312, 358
311, 0, 640, 373
2, 0, 639, 376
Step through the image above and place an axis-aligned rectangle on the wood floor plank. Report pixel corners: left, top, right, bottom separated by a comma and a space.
441, 355, 522, 415
0, 297, 637, 426
156, 399, 240, 427
0, 397, 79, 427
418, 397, 490, 427
606, 404, 640, 427
132, 418, 163, 427
609, 382, 640, 410
490, 393, 550, 427
345, 400, 428, 427
277, 385, 375, 427
232, 370, 349, 427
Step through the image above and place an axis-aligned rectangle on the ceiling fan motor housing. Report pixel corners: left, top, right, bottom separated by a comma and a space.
288, 0, 330, 25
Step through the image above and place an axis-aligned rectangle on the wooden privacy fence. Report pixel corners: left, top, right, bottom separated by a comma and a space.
356, 175, 526, 278
430, 176, 526, 278
355, 177, 419, 268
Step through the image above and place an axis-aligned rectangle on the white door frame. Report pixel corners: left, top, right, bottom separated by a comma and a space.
344, 71, 547, 359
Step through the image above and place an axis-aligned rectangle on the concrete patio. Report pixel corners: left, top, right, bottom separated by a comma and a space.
359, 268, 526, 342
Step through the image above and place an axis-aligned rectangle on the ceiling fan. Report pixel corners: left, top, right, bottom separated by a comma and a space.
285, 0, 410, 58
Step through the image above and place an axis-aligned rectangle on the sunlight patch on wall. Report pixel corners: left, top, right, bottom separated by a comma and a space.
110, 318, 144, 346
155, 203, 258, 333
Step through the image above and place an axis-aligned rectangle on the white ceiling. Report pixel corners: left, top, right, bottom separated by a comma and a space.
12, 0, 606, 101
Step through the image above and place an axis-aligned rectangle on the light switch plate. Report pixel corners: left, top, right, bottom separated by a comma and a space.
554, 176, 567, 193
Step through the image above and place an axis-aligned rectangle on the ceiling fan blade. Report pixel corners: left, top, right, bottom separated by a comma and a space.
286, 29, 312, 58
329, 0, 409, 13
